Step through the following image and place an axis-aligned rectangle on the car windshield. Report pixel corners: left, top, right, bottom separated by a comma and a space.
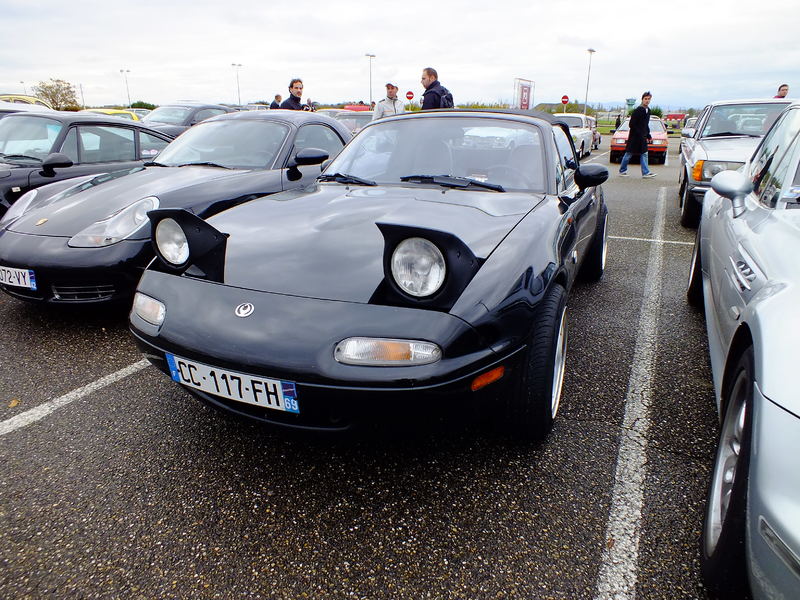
143, 106, 193, 125
324, 116, 545, 192
155, 119, 289, 169
560, 116, 586, 128
333, 112, 374, 133
0, 115, 62, 160
700, 103, 788, 137
618, 119, 665, 133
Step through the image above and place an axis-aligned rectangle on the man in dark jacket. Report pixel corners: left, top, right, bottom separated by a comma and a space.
619, 91, 656, 178
421, 68, 451, 110
280, 79, 310, 111
269, 94, 282, 109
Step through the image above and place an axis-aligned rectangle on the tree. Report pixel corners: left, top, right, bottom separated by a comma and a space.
130, 100, 156, 110
32, 79, 78, 110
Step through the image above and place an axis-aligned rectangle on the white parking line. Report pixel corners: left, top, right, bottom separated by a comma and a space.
610, 235, 692, 246
583, 151, 609, 163
593, 187, 667, 599
0, 359, 149, 437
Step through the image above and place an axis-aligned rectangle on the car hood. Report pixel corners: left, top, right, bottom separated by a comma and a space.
9, 166, 274, 237
697, 136, 762, 162
212, 183, 542, 303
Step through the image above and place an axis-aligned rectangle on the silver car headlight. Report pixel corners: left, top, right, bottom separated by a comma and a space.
0, 188, 38, 227
154, 218, 189, 265
334, 337, 441, 366
391, 237, 446, 297
701, 160, 744, 181
68, 196, 159, 247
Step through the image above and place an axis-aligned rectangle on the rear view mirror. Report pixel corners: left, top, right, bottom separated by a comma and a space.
41, 152, 73, 174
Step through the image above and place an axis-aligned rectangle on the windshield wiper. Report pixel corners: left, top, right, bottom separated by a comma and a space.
0, 153, 42, 162
704, 132, 760, 138
318, 172, 376, 186
143, 160, 169, 167
177, 162, 231, 169
400, 174, 505, 192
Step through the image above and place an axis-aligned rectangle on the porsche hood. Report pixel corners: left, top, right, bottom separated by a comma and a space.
210, 184, 543, 303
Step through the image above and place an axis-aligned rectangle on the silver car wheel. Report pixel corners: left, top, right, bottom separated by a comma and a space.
550, 306, 568, 417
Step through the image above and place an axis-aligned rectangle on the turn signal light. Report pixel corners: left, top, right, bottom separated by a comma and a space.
692, 161, 705, 181
471, 366, 505, 391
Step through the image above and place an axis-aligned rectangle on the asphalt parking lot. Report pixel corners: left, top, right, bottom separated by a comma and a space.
0, 136, 720, 600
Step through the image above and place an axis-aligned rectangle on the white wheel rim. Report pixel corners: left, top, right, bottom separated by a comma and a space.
551, 307, 568, 417
600, 213, 608, 271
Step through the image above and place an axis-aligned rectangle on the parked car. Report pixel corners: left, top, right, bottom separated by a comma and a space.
142, 102, 234, 137
128, 108, 151, 119
687, 102, 800, 600
243, 104, 269, 111
556, 113, 594, 158
81, 108, 140, 121
0, 94, 54, 109
129, 109, 609, 438
332, 110, 374, 134
0, 111, 173, 215
678, 98, 791, 227
609, 116, 668, 164
0, 110, 350, 305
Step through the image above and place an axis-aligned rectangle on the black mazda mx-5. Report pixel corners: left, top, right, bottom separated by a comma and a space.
0, 110, 350, 303
130, 110, 609, 439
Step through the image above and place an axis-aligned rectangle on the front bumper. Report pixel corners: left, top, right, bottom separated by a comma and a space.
0, 230, 151, 304
685, 183, 710, 207
131, 270, 524, 431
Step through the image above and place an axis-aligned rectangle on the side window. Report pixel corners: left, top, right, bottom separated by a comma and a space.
59, 127, 79, 163
294, 124, 345, 158
553, 126, 577, 188
78, 126, 135, 163
194, 109, 226, 123
139, 131, 169, 159
750, 108, 800, 207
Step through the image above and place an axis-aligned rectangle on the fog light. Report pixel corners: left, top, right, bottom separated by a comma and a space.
334, 337, 441, 366
133, 292, 165, 326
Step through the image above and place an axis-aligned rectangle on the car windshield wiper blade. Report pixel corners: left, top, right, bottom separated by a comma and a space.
176, 162, 231, 169
400, 174, 505, 192
318, 172, 376, 186
143, 160, 169, 167
0, 153, 42, 162
704, 132, 760, 138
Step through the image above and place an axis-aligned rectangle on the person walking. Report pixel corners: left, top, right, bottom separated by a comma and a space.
615, 114, 621, 129
775, 84, 789, 98
280, 79, 310, 110
269, 94, 282, 109
372, 83, 406, 120
619, 91, 656, 178
420, 68, 453, 110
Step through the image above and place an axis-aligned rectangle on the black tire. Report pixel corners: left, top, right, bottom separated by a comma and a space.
680, 182, 701, 228
700, 347, 754, 600
610, 151, 620, 163
687, 226, 703, 307
580, 200, 608, 281
504, 283, 568, 441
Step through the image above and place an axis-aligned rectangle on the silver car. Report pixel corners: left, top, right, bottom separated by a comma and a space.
687, 102, 800, 600
679, 98, 791, 227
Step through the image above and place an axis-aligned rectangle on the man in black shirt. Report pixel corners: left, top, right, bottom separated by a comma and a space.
280, 79, 310, 111
269, 94, 282, 109
619, 91, 656, 178
421, 68, 452, 110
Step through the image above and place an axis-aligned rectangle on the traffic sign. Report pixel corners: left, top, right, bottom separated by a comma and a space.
406, 91, 414, 100
561, 95, 569, 105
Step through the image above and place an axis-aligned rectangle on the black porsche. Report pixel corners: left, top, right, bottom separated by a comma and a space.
0, 110, 351, 303
130, 110, 609, 439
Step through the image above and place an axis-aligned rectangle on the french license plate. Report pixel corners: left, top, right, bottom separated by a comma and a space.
0, 265, 37, 290
165, 353, 299, 413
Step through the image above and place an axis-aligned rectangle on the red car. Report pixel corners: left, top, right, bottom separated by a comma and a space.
610, 117, 668, 163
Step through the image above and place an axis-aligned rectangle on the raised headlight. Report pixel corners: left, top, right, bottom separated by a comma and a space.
69, 196, 158, 247
390, 237, 446, 297
334, 337, 441, 366
154, 218, 189, 265
0, 188, 37, 227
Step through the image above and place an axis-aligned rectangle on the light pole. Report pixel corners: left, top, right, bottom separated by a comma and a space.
119, 69, 131, 107
584, 48, 596, 115
364, 53, 375, 106
231, 63, 243, 105
20, 81, 27, 95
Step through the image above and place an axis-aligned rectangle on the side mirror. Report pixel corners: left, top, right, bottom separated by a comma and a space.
575, 163, 609, 190
294, 147, 329, 166
41, 152, 74, 174
681, 128, 695, 138
710, 170, 752, 218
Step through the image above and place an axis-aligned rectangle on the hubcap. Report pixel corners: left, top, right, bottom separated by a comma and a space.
550, 307, 568, 417
600, 214, 608, 271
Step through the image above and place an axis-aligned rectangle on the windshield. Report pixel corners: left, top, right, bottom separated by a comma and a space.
143, 106, 193, 125
324, 116, 545, 192
560, 116, 586, 128
0, 115, 62, 160
701, 103, 788, 137
155, 119, 290, 169
618, 119, 665, 133
334, 112, 374, 132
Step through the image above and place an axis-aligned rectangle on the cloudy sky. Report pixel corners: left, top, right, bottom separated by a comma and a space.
2, 0, 797, 111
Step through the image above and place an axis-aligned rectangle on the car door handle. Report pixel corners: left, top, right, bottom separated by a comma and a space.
729, 257, 756, 292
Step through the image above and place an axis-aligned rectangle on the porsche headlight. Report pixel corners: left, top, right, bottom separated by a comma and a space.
692, 160, 744, 182
334, 337, 441, 366
0, 188, 37, 227
68, 196, 159, 247
391, 237, 446, 297
154, 218, 189, 265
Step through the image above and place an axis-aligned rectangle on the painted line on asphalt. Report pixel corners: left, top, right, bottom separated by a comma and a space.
610, 235, 692, 246
583, 150, 609, 163
0, 359, 149, 437
593, 186, 667, 600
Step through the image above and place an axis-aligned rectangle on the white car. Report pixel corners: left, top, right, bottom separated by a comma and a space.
557, 113, 594, 158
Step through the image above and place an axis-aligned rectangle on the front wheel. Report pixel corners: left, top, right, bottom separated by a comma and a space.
680, 183, 701, 228
504, 283, 568, 441
700, 347, 754, 599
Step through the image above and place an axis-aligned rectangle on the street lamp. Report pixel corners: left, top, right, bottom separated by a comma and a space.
584, 48, 596, 115
119, 69, 131, 107
231, 63, 243, 105
365, 53, 375, 106
20, 81, 27, 95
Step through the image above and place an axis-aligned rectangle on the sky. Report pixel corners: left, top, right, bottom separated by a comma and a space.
1, 0, 798, 112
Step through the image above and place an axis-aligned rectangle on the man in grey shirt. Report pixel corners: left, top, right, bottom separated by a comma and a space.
372, 83, 406, 120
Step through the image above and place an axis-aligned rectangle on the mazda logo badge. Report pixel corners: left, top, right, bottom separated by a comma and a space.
235, 303, 254, 317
